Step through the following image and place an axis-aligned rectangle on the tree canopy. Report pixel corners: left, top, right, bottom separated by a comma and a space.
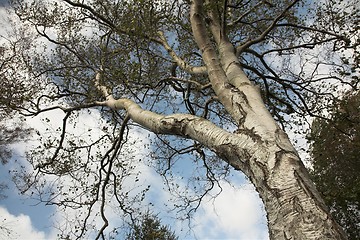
0, 0, 358, 239
309, 90, 360, 240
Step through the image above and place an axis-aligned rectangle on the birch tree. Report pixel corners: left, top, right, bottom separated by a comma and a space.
4, 0, 359, 239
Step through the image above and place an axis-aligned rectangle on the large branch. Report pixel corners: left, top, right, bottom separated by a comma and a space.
92, 70, 260, 169
95, 92, 262, 162
189, 0, 235, 103
189, 0, 278, 135
204, 0, 223, 44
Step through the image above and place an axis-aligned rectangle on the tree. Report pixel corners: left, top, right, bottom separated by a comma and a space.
3, 0, 359, 239
126, 213, 178, 240
308, 91, 360, 240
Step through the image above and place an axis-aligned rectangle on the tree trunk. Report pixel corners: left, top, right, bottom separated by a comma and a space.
215, 131, 346, 239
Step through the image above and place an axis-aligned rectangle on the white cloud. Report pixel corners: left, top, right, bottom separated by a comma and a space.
0, 206, 53, 240
193, 182, 269, 240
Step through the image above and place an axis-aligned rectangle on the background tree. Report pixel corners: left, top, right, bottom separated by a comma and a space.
308, 90, 360, 240
1, 0, 358, 239
126, 212, 178, 240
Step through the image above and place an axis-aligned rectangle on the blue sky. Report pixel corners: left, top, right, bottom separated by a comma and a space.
0, 0, 8, 6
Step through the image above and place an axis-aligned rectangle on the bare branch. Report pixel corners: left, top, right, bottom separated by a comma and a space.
62, 0, 116, 29
158, 31, 207, 75
164, 76, 211, 90
275, 23, 350, 42
236, 0, 300, 55
227, 1, 263, 27
36, 111, 71, 170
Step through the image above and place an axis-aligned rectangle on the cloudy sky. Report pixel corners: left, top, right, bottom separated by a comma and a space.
0, 106, 270, 239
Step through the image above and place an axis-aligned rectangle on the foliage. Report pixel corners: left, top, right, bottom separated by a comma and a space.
126, 213, 178, 240
0, 182, 8, 200
0, 121, 31, 200
308, 91, 360, 240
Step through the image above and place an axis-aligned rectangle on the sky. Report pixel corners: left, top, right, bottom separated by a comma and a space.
0, 0, 8, 6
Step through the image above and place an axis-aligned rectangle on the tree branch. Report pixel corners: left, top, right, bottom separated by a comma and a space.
236, 0, 300, 55
227, 1, 263, 27
62, 0, 116, 29
62, 0, 162, 44
158, 31, 207, 75
275, 23, 350, 42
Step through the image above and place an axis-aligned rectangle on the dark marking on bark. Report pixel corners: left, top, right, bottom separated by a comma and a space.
237, 90, 250, 106
273, 127, 300, 172
235, 127, 264, 144
294, 170, 330, 214
253, 158, 283, 200
274, 151, 283, 170
293, 169, 348, 239
292, 195, 303, 213
234, 102, 247, 127
225, 60, 243, 73
213, 143, 251, 172
283, 231, 291, 240
273, 150, 296, 171
160, 116, 193, 137
224, 82, 234, 90
275, 127, 296, 153
226, 82, 250, 106
253, 158, 270, 179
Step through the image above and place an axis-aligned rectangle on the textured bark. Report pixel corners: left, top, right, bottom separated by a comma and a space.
189, 1, 346, 239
